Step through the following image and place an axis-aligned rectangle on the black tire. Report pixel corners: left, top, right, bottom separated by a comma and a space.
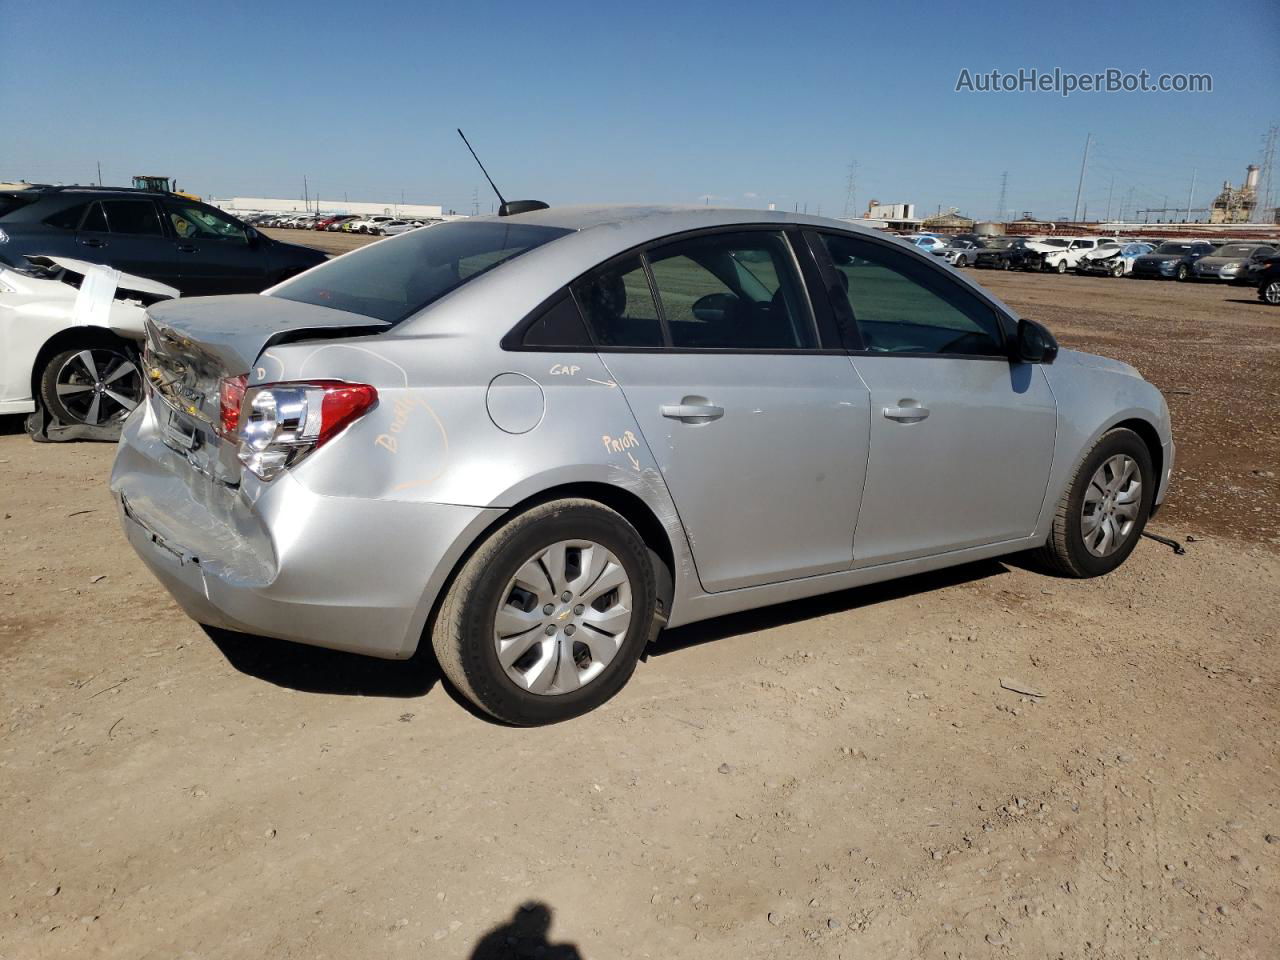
1260, 279, 1280, 305
1034, 427, 1155, 578
1176, 263, 1190, 281
38, 339, 142, 429
957, 255, 968, 267
431, 498, 657, 725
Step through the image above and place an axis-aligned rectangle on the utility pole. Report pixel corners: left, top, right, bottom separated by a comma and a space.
1105, 178, 1114, 222
995, 171, 1008, 222
303, 176, 309, 212
1185, 168, 1197, 223
1072, 133, 1092, 221
842, 159, 859, 218
96, 161, 102, 186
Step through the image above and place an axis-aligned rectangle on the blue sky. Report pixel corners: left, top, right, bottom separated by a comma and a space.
3, 1, 1277, 220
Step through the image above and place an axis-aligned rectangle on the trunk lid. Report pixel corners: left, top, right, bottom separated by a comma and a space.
143, 294, 388, 484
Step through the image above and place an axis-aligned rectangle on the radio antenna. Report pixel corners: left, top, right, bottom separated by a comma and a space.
456, 129, 549, 217
457, 128, 507, 207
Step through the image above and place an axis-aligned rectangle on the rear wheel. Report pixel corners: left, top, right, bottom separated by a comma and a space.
431, 499, 657, 725
1260, 279, 1280, 305
39, 342, 142, 429
1035, 428, 1154, 578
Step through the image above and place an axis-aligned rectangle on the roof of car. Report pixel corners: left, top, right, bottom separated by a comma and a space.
468, 204, 872, 239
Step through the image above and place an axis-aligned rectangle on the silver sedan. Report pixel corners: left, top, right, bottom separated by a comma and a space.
112, 207, 1174, 724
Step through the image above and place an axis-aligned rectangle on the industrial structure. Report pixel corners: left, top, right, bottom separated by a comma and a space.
1209, 164, 1260, 224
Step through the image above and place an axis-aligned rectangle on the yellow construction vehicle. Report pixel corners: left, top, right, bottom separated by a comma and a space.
131, 175, 201, 201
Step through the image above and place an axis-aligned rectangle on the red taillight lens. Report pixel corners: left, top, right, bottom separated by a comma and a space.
217, 374, 248, 438
314, 381, 379, 447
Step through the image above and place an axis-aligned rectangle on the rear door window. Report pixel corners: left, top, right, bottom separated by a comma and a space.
571, 256, 664, 348
81, 202, 109, 233
102, 200, 165, 236
44, 202, 90, 230
645, 231, 816, 350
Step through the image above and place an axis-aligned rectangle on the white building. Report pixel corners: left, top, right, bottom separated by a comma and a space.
212, 197, 445, 219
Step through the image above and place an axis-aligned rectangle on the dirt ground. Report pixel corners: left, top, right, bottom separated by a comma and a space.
1, 238, 1277, 960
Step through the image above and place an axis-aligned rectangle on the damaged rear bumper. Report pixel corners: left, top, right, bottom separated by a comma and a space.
111, 403, 500, 659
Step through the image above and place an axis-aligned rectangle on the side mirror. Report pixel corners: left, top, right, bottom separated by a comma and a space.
245, 226, 261, 247
1012, 317, 1058, 364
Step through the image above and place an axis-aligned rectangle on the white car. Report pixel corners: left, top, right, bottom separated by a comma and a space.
1041, 237, 1120, 274
351, 216, 394, 235
0, 256, 178, 438
1076, 241, 1156, 277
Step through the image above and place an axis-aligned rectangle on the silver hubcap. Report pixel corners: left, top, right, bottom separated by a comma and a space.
493, 540, 633, 696
1264, 281, 1280, 304
1081, 454, 1142, 557
55, 349, 141, 426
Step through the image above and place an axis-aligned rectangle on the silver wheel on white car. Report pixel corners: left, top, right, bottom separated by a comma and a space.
40, 345, 142, 427
1080, 454, 1142, 557
493, 539, 633, 695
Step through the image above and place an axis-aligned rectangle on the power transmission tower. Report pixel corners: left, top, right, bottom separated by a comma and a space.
472, 186, 479, 218
1072, 133, 1092, 221
995, 171, 1008, 222
842, 160, 859, 218
1251, 125, 1277, 224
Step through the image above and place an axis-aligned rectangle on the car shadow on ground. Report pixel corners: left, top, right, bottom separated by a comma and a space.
651, 557, 1010, 657
203, 557, 1012, 708
204, 626, 441, 699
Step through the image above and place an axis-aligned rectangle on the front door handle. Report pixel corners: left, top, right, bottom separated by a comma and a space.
79, 238, 106, 248
175, 243, 197, 253
883, 401, 930, 423
661, 398, 724, 423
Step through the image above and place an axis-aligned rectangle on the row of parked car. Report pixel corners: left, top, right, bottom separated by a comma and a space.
903, 232, 1279, 285
247, 212, 439, 236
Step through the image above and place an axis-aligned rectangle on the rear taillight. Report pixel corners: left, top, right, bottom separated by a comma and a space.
235, 380, 378, 481
217, 374, 248, 438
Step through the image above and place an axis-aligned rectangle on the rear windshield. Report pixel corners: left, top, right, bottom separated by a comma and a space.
1155, 242, 1191, 254
272, 221, 571, 323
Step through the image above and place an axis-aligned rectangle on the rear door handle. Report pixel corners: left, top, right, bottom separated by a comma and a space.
883, 402, 930, 423
79, 238, 106, 248
661, 399, 724, 423
176, 243, 197, 253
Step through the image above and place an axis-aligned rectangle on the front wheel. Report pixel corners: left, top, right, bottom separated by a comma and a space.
957, 255, 968, 267
1055, 259, 1068, 274
1034, 427, 1154, 578
1111, 262, 1125, 277
431, 499, 657, 725
1176, 264, 1190, 281
1260, 279, 1280, 305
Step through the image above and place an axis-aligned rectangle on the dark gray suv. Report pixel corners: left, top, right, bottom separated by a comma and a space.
0, 186, 327, 295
